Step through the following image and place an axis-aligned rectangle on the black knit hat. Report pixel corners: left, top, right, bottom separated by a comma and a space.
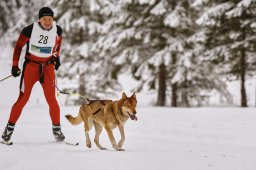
39, 7, 54, 19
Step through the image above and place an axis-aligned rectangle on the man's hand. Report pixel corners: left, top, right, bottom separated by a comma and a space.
51, 56, 61, 70
11, 66, 21, 77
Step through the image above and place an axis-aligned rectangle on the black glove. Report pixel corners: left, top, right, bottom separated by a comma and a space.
11, 66, 21, 77
51, 56, 61, 70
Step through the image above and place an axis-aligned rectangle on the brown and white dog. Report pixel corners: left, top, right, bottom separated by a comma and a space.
65, 92, 138, 151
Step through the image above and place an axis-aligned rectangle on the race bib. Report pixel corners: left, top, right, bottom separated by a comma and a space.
29, 22, 57, 58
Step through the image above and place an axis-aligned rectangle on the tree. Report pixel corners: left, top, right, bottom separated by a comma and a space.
92, 0, 202, 106
50, 0, 122, 104
194, 0, 256, 107
0, 0, 46, 61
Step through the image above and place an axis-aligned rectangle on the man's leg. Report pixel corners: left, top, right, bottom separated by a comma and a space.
42, 65, 65, 142
41, 66, 60, 125
2, 63, 38, 142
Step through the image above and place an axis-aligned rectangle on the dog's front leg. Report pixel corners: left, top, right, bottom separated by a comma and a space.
105, 127, 125, 151
118, 125, 125, 148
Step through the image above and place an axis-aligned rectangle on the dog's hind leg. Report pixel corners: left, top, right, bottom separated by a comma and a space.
84, 119, 93, 148
117, 125, 125, 149
105, 127, 124, 151
93, 121, 106, 150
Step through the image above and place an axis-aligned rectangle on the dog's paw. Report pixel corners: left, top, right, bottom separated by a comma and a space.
118, 140, 124, 148
100, 147, 107, 150
86, 143, 92, 148
118, 143, 123, 148
113, 144, 125, 151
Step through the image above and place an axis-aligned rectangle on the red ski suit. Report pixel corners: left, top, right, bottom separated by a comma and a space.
8, 22, 63, 125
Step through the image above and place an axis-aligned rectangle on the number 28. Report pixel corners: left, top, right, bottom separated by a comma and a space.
38, 35, 48, 44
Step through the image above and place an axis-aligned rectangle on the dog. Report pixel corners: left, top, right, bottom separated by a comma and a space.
65, 92, 138, 151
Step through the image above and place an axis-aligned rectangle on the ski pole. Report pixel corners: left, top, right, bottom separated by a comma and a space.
0, 71, 21, 83
0, 75, 13, 82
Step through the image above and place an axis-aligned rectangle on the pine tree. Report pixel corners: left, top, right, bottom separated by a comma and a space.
194, 0, 256, 107
50, 0, 121, 104
92, 0, 225, 106
0, 0, 46, 62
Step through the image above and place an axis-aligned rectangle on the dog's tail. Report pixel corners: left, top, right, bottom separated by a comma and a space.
65, 114, 83, 125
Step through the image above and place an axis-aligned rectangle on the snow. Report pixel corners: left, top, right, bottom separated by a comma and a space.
76, 43, 89, 57
238, 0, 252, 8
192, 0, 209, 7
138, 0, 156, 5
2, 59, 255, 170
90, 0, 101, 12
226, 7, 242, 18
0, 105, 256, 170
1, 49, 256, 170
164, 12, 180, 28
196, 2, 233, 26
150, 1, 166, 15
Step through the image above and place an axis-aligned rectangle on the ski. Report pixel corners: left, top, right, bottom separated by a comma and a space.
1, 140, 78, 146
0, 141, 13, 146
63, 141, 79, 146
48, 141, 79, 146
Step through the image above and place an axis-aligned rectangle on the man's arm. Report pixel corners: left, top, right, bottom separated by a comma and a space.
12, 24, 33, 66
55, 25, 63, 56
12, 34, 29, 66
55, 36, 62, 57
51, 25, 63, 70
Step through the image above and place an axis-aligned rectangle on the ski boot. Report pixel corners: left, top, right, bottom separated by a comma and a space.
52, 124, 65, 142
1, 122, 15, 145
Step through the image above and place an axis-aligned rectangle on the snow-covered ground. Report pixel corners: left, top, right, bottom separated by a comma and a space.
0, 104, 256, 170
1, 50, 256, 170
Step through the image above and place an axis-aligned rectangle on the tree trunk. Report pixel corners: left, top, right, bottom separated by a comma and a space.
181, 70, 190, 107
79, 72, 86, 104
156, 63, 166, 106
171, 83, 177, 107
181, 80, 190, 107
171, 53, 177, 107
240, 48, 247, 107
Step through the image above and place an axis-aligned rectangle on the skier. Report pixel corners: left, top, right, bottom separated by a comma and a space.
1, 7, 65, 144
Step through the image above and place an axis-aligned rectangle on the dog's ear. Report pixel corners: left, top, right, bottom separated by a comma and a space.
122, 92, 127, 99
131, 92, 136, 99
131, 92, 137, 103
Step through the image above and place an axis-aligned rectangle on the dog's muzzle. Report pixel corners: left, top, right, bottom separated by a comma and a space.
129, 113, 138, 121
122, 107, 138, 121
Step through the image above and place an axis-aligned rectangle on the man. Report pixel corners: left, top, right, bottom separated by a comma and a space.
1, 7, 65, 143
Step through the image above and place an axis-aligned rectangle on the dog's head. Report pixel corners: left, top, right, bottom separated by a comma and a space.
121, 92, 138, 121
